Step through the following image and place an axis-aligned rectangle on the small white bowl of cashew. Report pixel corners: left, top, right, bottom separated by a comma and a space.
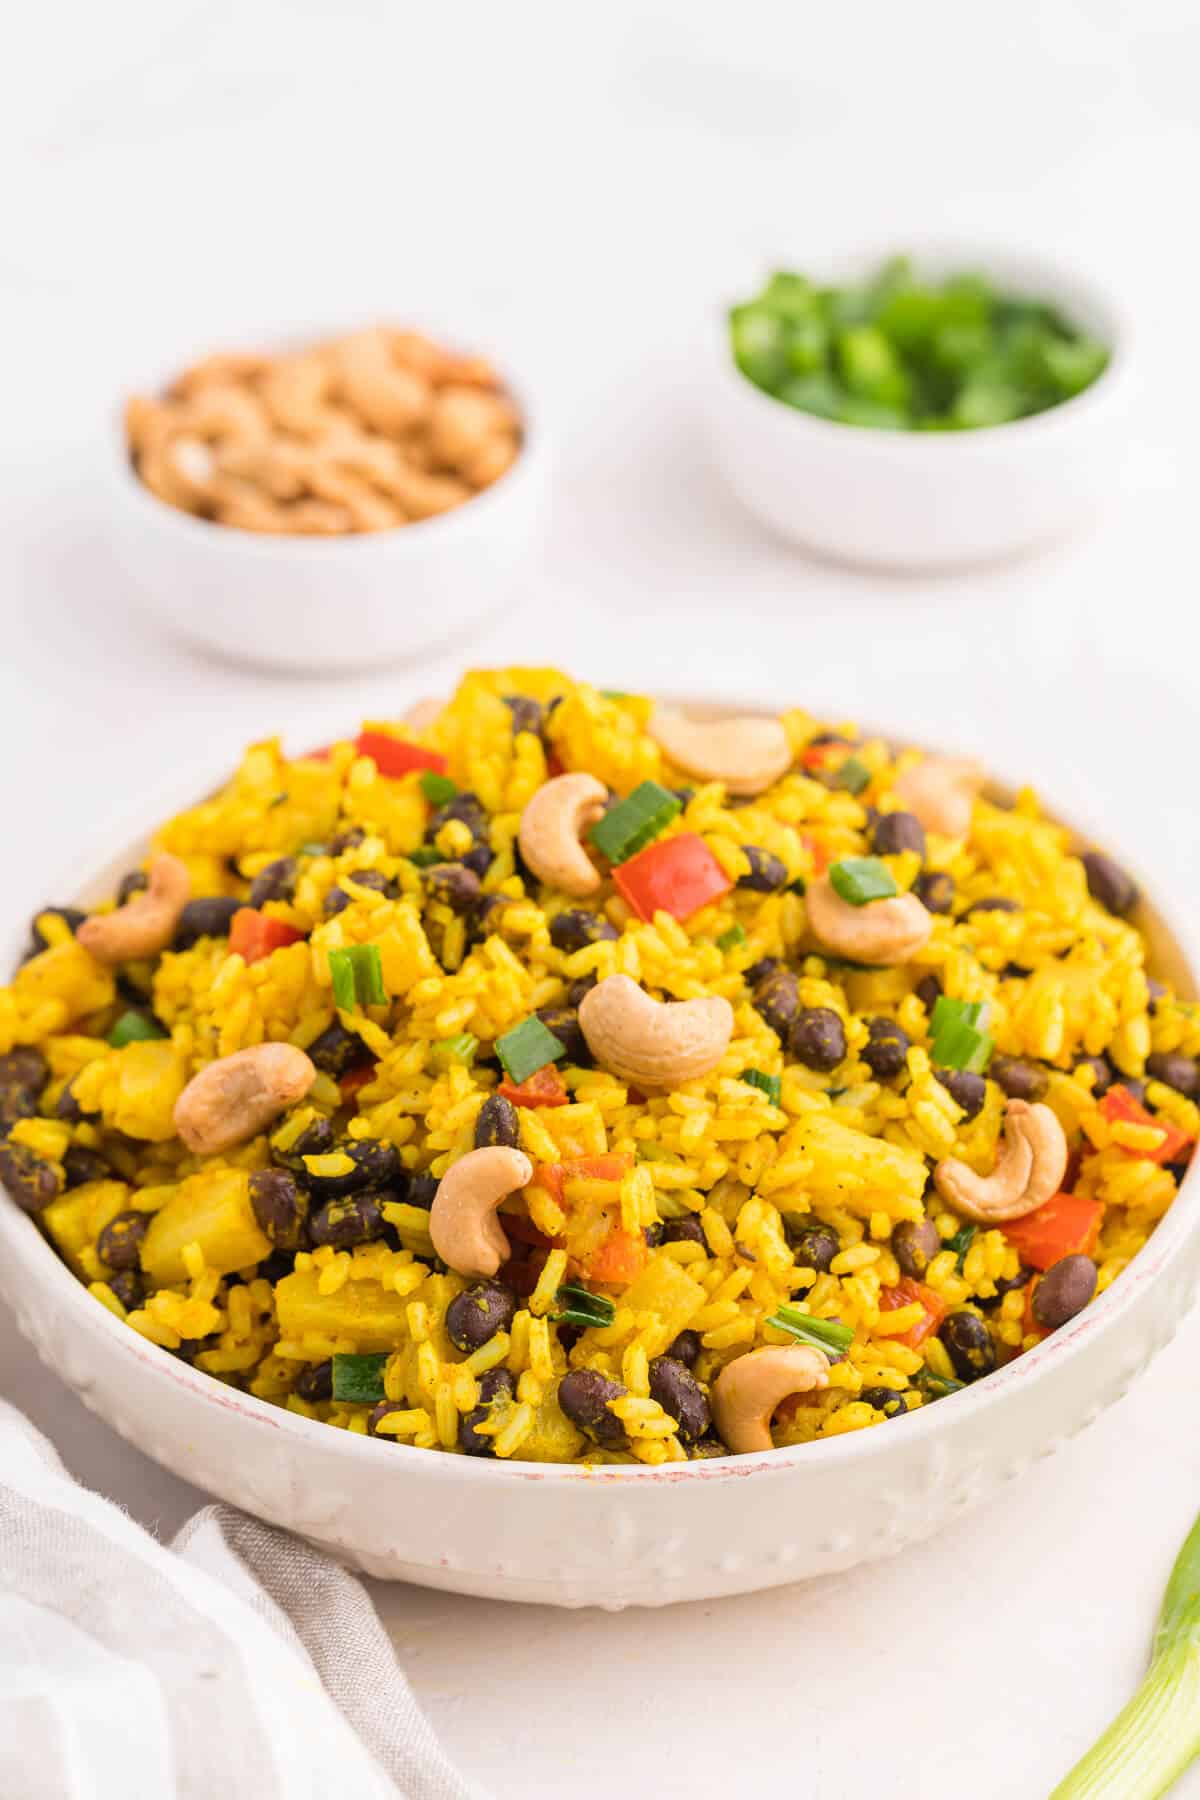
103, 322, 550, 673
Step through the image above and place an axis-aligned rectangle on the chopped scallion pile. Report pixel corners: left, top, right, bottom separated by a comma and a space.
829, 857, 898, 907
495, 1016, 566, 1084
419, 771, 458, 805
930, 996, 994, 1073
552, 1283, 616, 1330
768, 1305, 854, 1359
717, 923, 747, 952
588, 781, 681, 866
331, 1352, 389, 1404
328, 943, 388, 1011
832, 755, 871, 795
913, 1368, 965, 1401
108, 1010, 168, 1048
743, 1068, 782, 1106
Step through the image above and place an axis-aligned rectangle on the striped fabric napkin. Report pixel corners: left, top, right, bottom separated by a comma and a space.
0, 1400, 478, 1800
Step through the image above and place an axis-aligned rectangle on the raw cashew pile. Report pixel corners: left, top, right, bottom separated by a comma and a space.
125, 327, 522, 535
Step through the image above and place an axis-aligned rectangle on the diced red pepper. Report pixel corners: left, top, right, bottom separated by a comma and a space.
587, 1229, 647, 1285
498, 1065, 569, 1109
1100, 1084, 1195, 1166
503, 1214, 563, 1251
339, 1062, 378, 1100
800, 743, 835, 771
1003, 1193, 1103, 1272
354, 731, 447, 779
229, 908, 305, 965
878, 1276, 947, 1348
800, 833, 832, 875
532, 1154, 644, 1287
613, 832, 733, 923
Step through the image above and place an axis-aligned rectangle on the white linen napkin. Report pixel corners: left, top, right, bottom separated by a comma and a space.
0, 1400, 479, 1800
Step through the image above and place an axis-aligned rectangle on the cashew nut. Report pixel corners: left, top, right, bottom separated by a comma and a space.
578, 974, 733, 1088
712, 1345, 830, 1454
77, 854, 192, 966
934, 1099, 1068, 1223
647, 708, 793, 798
805, 872, 933, 967
173, 1044, 316, 1155
429, 1145, 534, 1278
518, 773, 608, 897
893, 755, 984, 839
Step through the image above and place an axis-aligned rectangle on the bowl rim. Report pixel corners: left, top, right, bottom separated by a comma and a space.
715, 239, 1135, 450
107, 318, 546, 555
3, 693, 1196, 1490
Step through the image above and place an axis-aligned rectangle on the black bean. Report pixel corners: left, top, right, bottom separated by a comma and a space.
97, 1210, 149, 1271
990, 1055, 1048, 1102
791, 1007, 847, 1072
939, 1311, 996, 1381
427, 791, 490, 846
744, 956, 781, 989
1073, 1054, 1115, 1098
368, 1402, 408, 1439
558, 1368, 627, 1447
502, 695, 545, 739
810, 731, 856, 748
872, 811, 926, 859
28, 906, 87, 954
665, 1328, 702, 1368
0, 1141, 62, 1213
860, 1384, 906, 1419
1147, 978, 1167, 1014
459, 1368, 516, 1456
935, 1068, 986, 1121
671, 786, 695, 807
535, 1006, 588, 1065
296, 1360, 333, 1402
302, 1138, 401, 1201
1083, 851, 1138, 918
913, 871, 955, 915
63, 1144, 111, 1189
107, 1268, 145, 1311
53, 1073, 93, 1124
965, 896, 1020, 916
327, 826, 366, 855
784, 1221, 839, 1271
737, 847, 789, 892
470, 894, 514, 943
258, 1249, 298, 1284
461, 844, 494, 880
1146, 1052, 1200, 1099
323, 870, 393, 916
424, 864, 482, 914
643, 1222, 664, 1247
407, 1173, 439, 1210
309, 1191, 386, 1249
659, 1216, 705, 1247
915, 974, 943, 1012
891, 1217, 940, 1279
1121, 1077, 1148, 1106
249, 1169, 309, 1248
248, 857, 298, 908
174, 896, 241, 949
753, 966, 800, 1042
474, 1094, 519, 1150
566, 974, 598, 1009
862, 1016, 910, 1080
116, 870, 149, 905
1032, 1254, 1097, 1330
306, 1020, 368, 1076
648, 1356, 711, 1443
285, 1117, 336, 1162
550, 909, 619, 953
0, 1049, 47, 1092
446, 1281, 517, 1352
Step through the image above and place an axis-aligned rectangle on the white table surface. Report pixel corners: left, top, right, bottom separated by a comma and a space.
4, 4, 1200, 1793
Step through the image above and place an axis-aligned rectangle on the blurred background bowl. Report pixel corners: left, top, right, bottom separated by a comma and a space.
105, 325, 549, 673
704, 244, 1135, 571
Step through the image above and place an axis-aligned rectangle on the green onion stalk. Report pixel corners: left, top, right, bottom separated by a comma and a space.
1050, 1508, 1200, 1798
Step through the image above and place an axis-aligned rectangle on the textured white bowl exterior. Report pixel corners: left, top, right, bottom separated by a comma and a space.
2, 712, 1196, 1609
704, 246, 1135, 570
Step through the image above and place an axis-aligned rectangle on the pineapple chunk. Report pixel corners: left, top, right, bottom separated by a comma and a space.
620, 1252, 707, 1357
41, 1180, 132, 1282
275, 1269, 411, 1351
142, 1167, 270, 1285
515, 1390, 585, 1463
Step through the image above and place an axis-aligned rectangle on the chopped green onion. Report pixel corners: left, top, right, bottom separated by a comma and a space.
432, 1033, 478, 1067
331, 1352, 389, 1404
743, 1068, 782, 1106
298, 840, 328, 857
552, 1282, 616, 1330
930, 997, 994, 1072
600, 689, 629, 701
407, 846, 443, 867
108, 1010, 168, 1048
328, 943, 388, 1012
1050, 1503, 1200, 1799
930, 996, 987, 1032
495, 1016, 567, 1084
420, 771, 458, 805
717, 923, 747, 952
832, 755, 871, 795
588, 781, 681, 865
768, 1304, 854, 1359
944, 1223, 976, 1271
913, 1368, 964, 1401
829, 857, 898, 906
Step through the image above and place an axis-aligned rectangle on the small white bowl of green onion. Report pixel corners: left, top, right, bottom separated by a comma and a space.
707, 247, 1133, 569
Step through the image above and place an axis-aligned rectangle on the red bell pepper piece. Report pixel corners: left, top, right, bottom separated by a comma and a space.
613, 832, 733, 923
497, 1065, 569, 1109
878, 1276, 947, 1348
354, 731, 447, 779
586, 1228, 647, 1285
1002, 1193, 1102, 1272
1099, 1084, 1195, 1166
800, 833, 832, 875
800, 743, 835, 772
229, 908, 305, 965
531, 1154, 644, 1286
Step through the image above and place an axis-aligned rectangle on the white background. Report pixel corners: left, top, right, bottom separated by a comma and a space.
3, 3, 1200, 1794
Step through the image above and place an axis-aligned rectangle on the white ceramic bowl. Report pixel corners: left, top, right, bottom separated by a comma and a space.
104, 329, 549, 673
1, 714, 1196, 1609
704, 246, 1135, 570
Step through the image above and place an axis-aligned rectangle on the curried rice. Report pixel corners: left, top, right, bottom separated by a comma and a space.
0, 668, 1196, 1465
